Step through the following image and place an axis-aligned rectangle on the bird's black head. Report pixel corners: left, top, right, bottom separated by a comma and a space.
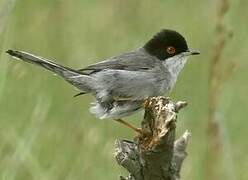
144, 29, 189, 60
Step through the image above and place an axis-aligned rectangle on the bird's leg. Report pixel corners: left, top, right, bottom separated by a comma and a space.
142, 98, 150, 108
142, 97, 151, 109
115, 119, 142, 134
113, 96, 133, 101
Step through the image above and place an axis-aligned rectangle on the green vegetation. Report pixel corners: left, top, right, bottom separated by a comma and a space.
0, 0, 247, 179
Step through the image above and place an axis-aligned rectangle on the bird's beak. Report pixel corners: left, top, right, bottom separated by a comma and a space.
186, 49, 200, 56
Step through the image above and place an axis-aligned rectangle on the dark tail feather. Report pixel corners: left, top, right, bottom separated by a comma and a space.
6, 50, 95, 92
6, 50, 85, 77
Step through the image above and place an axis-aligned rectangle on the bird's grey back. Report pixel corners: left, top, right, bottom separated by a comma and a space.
79, 48, 161, 73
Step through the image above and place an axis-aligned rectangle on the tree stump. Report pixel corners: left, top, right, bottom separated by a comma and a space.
115, 97, 190, 180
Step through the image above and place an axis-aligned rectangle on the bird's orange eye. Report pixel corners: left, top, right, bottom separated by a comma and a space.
166, 46, 176, 55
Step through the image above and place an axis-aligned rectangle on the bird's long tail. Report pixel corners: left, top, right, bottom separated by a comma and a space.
6, 50, 95, 92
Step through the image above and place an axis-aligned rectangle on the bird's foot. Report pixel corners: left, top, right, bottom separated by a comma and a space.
142, 98, 151, 108
114, 119, 142, 135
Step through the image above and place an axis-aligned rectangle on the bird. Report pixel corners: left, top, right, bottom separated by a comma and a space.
6, 29, 200, 133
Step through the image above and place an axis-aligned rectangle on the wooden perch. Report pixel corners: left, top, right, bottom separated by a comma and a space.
115, 97, 190, 180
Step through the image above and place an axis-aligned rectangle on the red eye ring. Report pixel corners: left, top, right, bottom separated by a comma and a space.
166, 46, 176, 55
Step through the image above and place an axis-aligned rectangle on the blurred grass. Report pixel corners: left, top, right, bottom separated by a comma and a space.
0, 0, 247, 180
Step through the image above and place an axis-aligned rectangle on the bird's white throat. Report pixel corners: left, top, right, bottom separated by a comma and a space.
163, 54, 188, 78
162, 54, 188, 92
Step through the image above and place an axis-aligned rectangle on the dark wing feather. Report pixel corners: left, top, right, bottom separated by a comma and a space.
78, 49, 158, 74
73, 92, 87, 97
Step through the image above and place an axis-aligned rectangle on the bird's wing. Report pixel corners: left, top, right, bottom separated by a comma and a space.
78, 49, 164, 100
78, 49, 159, 74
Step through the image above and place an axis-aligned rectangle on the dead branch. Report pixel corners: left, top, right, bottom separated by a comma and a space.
115, 97, 190, 180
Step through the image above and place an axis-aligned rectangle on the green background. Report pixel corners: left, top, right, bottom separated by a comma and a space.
0, 0, 247, 179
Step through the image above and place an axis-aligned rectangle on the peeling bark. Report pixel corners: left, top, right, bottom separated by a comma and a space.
115, 97, 190, 180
